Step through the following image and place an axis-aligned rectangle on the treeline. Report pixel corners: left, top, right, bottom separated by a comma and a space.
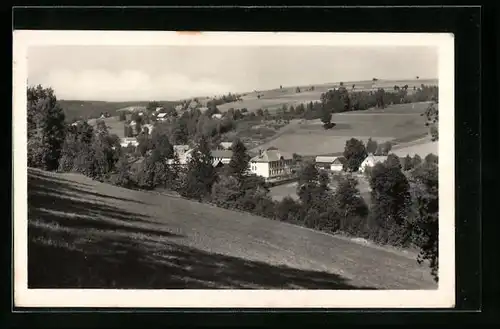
249, 85, 438, 127
27, 85, 439, 283
206, 92, 243, 107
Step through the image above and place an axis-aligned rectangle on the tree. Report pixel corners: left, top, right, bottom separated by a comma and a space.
411, 161, 439, 282
256, 108, 264, 117
369, 162, 412, 245
136, 132, 152, 157
119, 112, 127, 121
422, 101, 439, 141
403, 154, 414, 171
110, 154, 134, 188
211, 175, 242, 209
296, 87, 301, 93
366, 138, 378, 155
333, 175, 369, 233
180, 136, 217, 201
27, 85, 67, 171
146, 101, 161, 113
381, 141, 392, 155
320, 106, 332, 128
227, 138, 250, 182
275, 196, 302, 222
412, 154, 423, 168
424, 153, 439, 165
385, 154, 402, 170
343, 138, 367, 172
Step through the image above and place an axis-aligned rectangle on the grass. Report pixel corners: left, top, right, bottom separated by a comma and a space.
27, 168, 436, 289
252, 102, 433, 156
60, 100, 179, 122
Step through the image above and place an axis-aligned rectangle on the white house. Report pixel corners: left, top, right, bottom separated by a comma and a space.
155, 107, 164, 112
210, 150, 233, 166
142, 124, 154, 135
212, 113, 223, 120
218, 142, 233, 150
249, 148, 293, 179
315, 155, 345, 172
359, 155, 388, 173
166, 145, 193, 165
156, 112, 168, 122
120, 137, 139, 148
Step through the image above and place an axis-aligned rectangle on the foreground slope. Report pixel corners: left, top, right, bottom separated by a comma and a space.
28, 168, 436, 290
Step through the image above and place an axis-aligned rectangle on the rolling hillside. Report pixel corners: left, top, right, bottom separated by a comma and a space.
252, 102, 435, 156
28, 168, 437, 289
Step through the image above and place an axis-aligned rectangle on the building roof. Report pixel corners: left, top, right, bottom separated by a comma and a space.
212, 113, 223, 119
315, 156, 337, 163
210, 150, 233, 159
363, 155, 388, 164
250, 149, 293, 163
219, 142, 233, 149
157, 113, 167, 118
155, 107, 164, 112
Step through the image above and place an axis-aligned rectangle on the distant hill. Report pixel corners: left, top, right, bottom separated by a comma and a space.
58, 100, 180, 122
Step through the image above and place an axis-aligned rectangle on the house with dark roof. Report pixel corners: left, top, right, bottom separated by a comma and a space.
249, 147, 293, 179
210, 150, 233, 166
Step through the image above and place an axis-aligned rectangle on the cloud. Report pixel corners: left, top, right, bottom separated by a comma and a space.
29, 69, 234, 101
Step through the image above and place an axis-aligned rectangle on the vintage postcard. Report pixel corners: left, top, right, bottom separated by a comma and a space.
13, 31, 455, 308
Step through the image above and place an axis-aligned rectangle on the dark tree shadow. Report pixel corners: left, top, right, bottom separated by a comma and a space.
27, 169, 376, 290
29, 235, 376, 290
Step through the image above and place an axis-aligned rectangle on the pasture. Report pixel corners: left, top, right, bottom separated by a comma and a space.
251, 102, 433, 156
216, 78, 438, 113
28, 168, 436, 289
88, 116, 128, 139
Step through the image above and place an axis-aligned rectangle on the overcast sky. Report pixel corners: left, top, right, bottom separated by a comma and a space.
28, 46, 438, 101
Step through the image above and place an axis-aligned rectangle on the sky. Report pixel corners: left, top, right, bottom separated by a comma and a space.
28, 46, 438, 101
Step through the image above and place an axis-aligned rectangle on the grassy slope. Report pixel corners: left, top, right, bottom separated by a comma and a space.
28, 168, 436, 290
59, 100, 178, 122
252, 102, 434, 156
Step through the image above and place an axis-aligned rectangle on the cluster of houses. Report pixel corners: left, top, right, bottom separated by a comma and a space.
314, 154, 389, 173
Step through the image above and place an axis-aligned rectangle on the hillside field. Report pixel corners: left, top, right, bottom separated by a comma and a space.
217, 78, 437, 113
59, 100, 178, 122
27, 168, 436, 289
252, 102, 435, 156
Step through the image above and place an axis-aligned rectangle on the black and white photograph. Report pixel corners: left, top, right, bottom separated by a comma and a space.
13, 31, 455, 308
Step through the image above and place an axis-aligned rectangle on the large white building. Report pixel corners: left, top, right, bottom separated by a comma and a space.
359, 155, 388, 173
249, 148, 293, 179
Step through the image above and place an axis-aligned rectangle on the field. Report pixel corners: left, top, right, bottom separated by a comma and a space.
28, 168, 436, 289
87, 115, 128, 139
59, 100, 178, 122
252, 102, 435, 156
391, 140, 438, 157
216, 78, 437, 113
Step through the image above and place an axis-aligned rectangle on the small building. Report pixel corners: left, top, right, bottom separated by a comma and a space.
249, 147, 293, 179
210, 150, 233, 166
167, 145, 194, 165
218, 142, 233, 150
142, 124, 154, 135
315, 155, 346, 172
359, 155, 388, 173
156, 112, 168, 122
120, 137, 139, 148
212, 113, 223, 120
155, 107, 164, 112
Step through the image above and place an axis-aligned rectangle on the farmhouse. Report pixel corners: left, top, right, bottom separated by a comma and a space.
359, 155, 388, 173
120, 137, 139, 148
217, 142, 233, 150
166, 145, 194, 165
249, 147, 293, 180
141, 124, 154, 135
315, 156, 346, 172
156, 112, 168, 122
210, 150, 233, 166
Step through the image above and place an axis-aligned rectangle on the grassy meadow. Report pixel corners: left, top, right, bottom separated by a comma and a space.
28, 168, 436, 289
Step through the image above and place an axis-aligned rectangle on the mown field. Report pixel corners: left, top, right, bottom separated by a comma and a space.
87, 115, 129, 139
252, 102, 434, 156
28, 168, 436, 289
216, 78, 438, 113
